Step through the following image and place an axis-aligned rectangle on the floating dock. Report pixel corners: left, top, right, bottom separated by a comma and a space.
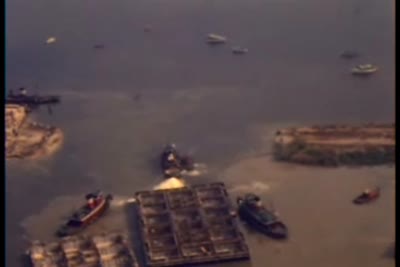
27, 232, 139, 267
135, 182, 250, 267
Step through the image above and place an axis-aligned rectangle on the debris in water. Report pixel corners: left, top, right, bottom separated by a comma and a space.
45, 37, 56, 44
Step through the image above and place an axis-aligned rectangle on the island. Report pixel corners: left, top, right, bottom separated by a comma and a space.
273, 124, 395, 166
6, 104, 64, 159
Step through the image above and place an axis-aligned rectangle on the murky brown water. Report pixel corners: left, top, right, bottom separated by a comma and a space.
6, 0, 394, 266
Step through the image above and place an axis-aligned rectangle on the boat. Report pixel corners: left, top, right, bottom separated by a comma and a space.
6, 88, 60, 109
56, 191, 113, 237
232, 46, 248, 54
237, 194, 288, 239
351, 64, 378, 75
206, 34, 227, 44
160, 144, 195, 178
353, 187, 380, 205
340, 50, 360, 59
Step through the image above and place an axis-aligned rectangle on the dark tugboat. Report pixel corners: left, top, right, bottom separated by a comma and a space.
237, 194, 288, 239
56, 191, 113, 237
160, 144, 195, 178
6, 88, 60, 110
353, 187, 380, 205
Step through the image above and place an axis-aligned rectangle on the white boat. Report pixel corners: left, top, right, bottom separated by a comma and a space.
207, 33, 227, 44
351, 64, 378, 75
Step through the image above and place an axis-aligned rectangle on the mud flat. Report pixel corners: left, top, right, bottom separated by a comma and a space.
135, 183, 250, 267
273, 124, 395, 167
26, 232, 139, 267
5, 104, 63, 160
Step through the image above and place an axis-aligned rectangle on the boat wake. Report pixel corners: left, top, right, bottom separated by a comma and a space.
181, 163, 208, 177
229, 181, 271, 193
110, 196, 138, 208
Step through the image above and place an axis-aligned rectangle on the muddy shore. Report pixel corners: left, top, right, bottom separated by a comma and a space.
5, 104, 64, 160
273, 124, 395, 167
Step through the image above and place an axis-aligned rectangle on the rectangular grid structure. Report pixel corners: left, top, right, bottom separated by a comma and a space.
135, 182, 250, 267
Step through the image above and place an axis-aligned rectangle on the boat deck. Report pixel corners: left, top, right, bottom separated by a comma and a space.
27, 232, 139, 267
135, 182, 250, 267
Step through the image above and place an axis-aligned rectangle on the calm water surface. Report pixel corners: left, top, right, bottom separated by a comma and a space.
6, 0, 395, 266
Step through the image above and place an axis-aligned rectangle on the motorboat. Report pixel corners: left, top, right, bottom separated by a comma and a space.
6, 88, 60, 107
353, 187, 380, 205
237, 194, 288, 239
56, 191, 113, 237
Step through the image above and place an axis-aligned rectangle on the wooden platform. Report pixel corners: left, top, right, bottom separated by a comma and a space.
135, 182, 250, 267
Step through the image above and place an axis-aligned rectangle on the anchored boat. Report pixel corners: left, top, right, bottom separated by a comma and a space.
237, 194, 288, 239
207, 33, 227, 44
353, 187, 380, 205
6, 88, 60, 107
351, 64, 378, 75
56, 191, 113, 237
232, 46, 248, 55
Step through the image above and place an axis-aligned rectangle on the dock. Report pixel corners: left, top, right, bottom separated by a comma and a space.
27, 232, 139, 267
135, 182, 250, 267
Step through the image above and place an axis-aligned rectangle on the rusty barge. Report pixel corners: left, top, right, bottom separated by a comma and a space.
26, 232, 139, 267
135, 182, 250, 267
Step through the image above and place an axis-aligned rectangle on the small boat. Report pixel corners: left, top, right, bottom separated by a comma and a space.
340, 50, 360, 59
353, 187, 380, 205
160, 144, 195, 178
351, 64, 378, 75
237, 194, 288, 239
6, 88, 60, 107
232, 46, 248, 55
56, 191, 113, 237
206, 33, 227, 44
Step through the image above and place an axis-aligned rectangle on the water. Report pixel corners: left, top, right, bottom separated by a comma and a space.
6, 0, 395, 266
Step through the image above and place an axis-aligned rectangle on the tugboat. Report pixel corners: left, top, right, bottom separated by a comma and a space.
206, 34, 227, 44
237, 194, 288, 239
351, 64, 378, 75
160, 144, 195, 178
353, 187, 380, 205
56, 191, 113, 237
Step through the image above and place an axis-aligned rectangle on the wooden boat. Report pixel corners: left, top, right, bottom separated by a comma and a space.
160, 144, 194, 178
237, 194, 288, 239
56, 191, 113, 237
353, 187, 380, 205
351, 64, 378, 75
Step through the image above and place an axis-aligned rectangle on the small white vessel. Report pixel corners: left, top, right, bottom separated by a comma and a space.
351, 64, 378, 75
206, 33, 227, 44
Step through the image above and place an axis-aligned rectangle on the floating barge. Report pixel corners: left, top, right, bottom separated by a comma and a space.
273, 124, 395, 166
26, 232, 139, 267
135, 182, 250, 267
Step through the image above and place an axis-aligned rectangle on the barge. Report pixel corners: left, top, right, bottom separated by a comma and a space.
135, 182, 250, 267
273, 124, 395, 166
26, 232, 139, 267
